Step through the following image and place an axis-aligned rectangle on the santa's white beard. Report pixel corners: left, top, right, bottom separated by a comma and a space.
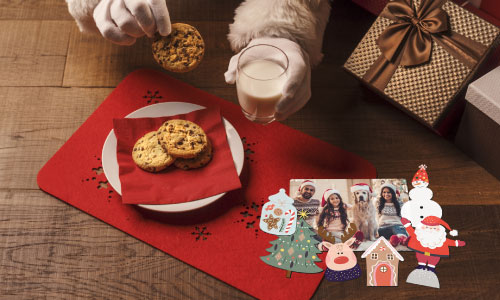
415, 225, 446, 249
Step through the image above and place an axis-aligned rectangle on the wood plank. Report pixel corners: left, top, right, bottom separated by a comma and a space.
0, 0, 72, 20
0, 0, 242, 21
0, 87, 113, 190
0, 189, 497, 298
168, 0, 242, 22
63, 21, 235, 88
0, 55, 66, 87
0, 20, 71, 86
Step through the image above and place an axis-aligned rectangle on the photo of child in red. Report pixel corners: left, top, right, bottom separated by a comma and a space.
401, 216, 465, 273
317, 189, 352, 243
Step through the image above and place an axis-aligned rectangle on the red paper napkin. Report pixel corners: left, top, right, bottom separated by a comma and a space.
113, 108, 241, 204
38, 69, 377, 300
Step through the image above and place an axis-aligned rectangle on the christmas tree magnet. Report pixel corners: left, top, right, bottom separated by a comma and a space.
259, 189, 297, 235
317, 223, 362, 282
260, 211, 323, 278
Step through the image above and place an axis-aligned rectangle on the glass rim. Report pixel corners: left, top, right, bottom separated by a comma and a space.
237, 44, 289, 81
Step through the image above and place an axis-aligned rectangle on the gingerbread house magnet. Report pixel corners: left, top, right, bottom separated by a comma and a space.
361, 236, 404, 286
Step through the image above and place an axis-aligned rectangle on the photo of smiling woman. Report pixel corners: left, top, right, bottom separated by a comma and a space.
376, 182, 409, 247
316, 189, 352, 243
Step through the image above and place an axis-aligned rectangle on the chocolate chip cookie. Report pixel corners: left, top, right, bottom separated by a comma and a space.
174, 139, 213, 170
152, 23, 205, 73
132, 131, 175, 172
157, 119, 208, 158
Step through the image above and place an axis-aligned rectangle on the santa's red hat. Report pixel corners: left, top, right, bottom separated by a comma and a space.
321, 189, 341, 207
350, 183, 372, 194
298, 180, 316, 193
422, 216, 458, 236
413, 164, 429, 184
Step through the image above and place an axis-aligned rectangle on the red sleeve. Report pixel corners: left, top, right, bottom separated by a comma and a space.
404, 225, 415, 237
445, 239, 458, 247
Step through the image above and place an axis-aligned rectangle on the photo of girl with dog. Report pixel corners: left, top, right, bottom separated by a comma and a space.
316, 189, 353, 243
290, 179, 411, 251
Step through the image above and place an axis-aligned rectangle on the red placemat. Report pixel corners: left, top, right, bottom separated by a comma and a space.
37, 69, 376, 300
113, 108, 241, 204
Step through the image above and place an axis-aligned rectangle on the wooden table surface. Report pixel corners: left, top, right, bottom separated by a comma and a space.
1, 0, 499, 299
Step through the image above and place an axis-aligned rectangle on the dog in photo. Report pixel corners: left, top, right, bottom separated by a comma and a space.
351, 183, 378, 241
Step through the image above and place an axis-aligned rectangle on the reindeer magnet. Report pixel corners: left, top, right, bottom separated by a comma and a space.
318, 223, 362, 282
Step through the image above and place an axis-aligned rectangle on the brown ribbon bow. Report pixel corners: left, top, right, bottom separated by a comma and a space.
363, 0, 487, 91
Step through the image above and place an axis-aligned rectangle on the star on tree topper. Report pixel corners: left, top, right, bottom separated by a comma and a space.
262, 215, 280, 230
298, 209, 309, 220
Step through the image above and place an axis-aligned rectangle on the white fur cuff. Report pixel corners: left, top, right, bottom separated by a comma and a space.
228, 0, 331, 67
66, 0, 101, 33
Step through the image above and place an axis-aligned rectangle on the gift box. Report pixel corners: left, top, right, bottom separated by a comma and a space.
455, 66, 500, 180
344, 0, 500, 134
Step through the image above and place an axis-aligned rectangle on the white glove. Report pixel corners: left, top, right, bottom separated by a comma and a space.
93, 0, 171, 45
224, 37, 311, 121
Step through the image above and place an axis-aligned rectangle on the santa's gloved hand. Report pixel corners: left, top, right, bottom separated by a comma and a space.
457, 240, 466, 247
224, 37, 311, 121
93, 0, 171, 45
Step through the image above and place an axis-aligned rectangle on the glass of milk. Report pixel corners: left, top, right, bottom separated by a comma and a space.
236, 44, 288, 124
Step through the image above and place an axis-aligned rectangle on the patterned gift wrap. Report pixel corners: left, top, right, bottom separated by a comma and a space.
344, 0, 500, 130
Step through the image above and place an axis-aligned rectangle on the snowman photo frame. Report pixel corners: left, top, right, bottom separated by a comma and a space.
290, 179, 415, 252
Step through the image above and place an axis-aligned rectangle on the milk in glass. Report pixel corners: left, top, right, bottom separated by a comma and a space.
236, 59, 286, 121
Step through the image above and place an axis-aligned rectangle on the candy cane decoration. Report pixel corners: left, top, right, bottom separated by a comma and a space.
284, 210, 296, 233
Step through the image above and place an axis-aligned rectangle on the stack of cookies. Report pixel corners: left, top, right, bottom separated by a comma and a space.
132, 120, 212, 172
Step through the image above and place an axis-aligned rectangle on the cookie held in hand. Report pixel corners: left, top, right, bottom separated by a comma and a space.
152, 23, 205, 73
132, 131, 175, 172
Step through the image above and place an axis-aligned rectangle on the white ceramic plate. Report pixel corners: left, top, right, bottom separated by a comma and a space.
101, 102, 244, 212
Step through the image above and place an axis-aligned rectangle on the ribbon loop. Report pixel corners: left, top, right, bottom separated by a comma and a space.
410, 17, 421, 27
378, 0, 450, 66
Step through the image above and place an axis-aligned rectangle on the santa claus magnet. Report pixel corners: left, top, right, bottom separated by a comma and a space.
401, 165, 466, 288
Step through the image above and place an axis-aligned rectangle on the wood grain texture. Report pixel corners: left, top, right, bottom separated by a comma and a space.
0, 0, 241, 21
0, 20, 71, 86
0, 87, 113, 189
0, 0, 72, 20
0, 0, 499, 298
